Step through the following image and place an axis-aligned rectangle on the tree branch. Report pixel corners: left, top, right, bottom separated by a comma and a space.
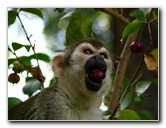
97, 8, 130, 25
108, 28, 141, 119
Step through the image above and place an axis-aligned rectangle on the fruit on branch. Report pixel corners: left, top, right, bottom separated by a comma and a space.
8, 73, 20, 84
12, 62, 24, 73
130, 41, 144, 53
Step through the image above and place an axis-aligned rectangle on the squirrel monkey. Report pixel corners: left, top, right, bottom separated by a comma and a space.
8, 38, 113, 120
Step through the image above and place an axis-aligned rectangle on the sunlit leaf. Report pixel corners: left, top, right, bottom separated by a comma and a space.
135, 81, 151, 95
116, 109, 140, 120
20, 8, 44, 19
8, 10, 17, 26
8, 97, 22, 111
144, 53, 158, 74
150, 48, 158, 67
122, 20, 143, 40
60, 12, 73, 20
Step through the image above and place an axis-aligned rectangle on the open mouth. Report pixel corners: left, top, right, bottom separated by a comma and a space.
88, 64, 106, 84
85, 63, 106, 91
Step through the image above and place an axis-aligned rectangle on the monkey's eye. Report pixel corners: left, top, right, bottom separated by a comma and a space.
100, 53, 107, 59
83, 49, 93, 54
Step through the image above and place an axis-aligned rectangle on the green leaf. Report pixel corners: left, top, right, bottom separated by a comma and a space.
20, 56, 32, 66
8, 58, 17, 66
135, 81, 151, 95
130, 9, 146, 20
23, 79, 42, 96
12, 42, 23, 51
120, 92, 133, 110
29, 53, 50, 62
8, 53, 50, 68
81, 15, 92, 37
8, 47, 12, 53
134, 95, 144, 106
8, 97, 22, 111
121, 76, 130, 94
20, 8, 43, 19
122, 20, 143, 40
12, 42, 31, 52
66, 12, 92, 45
138, 111, 155, 120
24, 45, 31, 52
116, 109, 140, 120
8, 10, 17, 26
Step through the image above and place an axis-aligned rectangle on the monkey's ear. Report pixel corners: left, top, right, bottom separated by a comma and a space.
51, 52, 65, 77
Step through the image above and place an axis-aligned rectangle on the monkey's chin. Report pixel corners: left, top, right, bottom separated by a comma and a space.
85, 77, 102, 91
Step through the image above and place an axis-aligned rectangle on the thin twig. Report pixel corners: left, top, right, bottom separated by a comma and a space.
11, 50, 31, 72
109, 57, 144, 119
16, 11, 45, 88
17, 12, 40, 67
146, 23, 153, 52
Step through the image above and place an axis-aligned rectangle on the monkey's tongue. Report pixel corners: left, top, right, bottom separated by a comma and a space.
88, 69, 106, 83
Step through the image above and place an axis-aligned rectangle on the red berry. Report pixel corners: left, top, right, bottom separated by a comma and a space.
8, 73, 20, 84
89, 69, 105, 83
130, 41, 144, 53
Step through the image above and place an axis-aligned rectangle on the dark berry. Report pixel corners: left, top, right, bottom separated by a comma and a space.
89, 69, 105, 83
8, 73, 20, 84
130, 41, 145, 53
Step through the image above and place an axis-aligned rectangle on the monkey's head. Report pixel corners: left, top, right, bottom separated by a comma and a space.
52, 38, 113, 96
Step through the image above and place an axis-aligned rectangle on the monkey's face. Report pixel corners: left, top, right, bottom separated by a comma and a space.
52, 39, 112, 96
69, 42, 112, 94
